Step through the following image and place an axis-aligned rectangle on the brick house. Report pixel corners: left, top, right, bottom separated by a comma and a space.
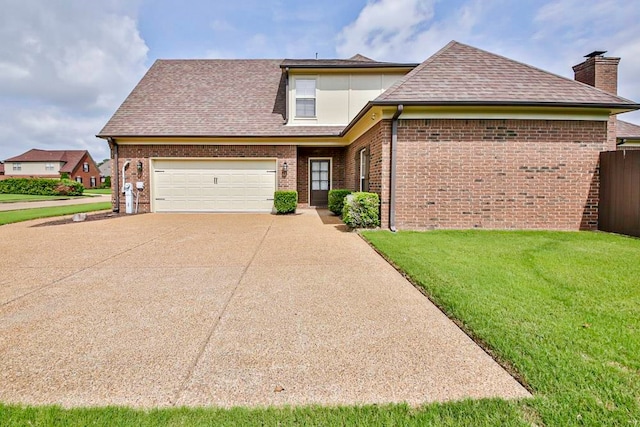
617, 120, 640, 150
3, 149, 101, 189
98, 41, 639, 230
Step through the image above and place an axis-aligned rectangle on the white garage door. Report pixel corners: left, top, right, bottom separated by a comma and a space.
152, 159, 277, 212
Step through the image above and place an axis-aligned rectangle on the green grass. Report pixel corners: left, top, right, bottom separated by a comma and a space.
0, 202, 112, 225
84, 188, 111, 195
0, 194, 71, 203
361, 230, 640, 426
0, 400, 529, 427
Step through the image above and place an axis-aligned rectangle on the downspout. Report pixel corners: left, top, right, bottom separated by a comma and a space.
108, 138, 120, 213
284, 67, 289, 124
389, 104, 404, 232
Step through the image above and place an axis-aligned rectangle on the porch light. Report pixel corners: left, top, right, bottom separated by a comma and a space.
282, 161, 288, 173
136, 161, 143, 173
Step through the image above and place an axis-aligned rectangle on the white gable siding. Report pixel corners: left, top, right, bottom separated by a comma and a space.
288, 72, 404, 126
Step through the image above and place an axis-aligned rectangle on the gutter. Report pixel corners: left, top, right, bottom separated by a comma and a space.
341, 100, 640, 137
108, 137, 120, 213
389, 104, 403, 232
284, 67, 289, 125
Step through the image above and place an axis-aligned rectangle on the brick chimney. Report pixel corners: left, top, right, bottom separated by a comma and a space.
573, 51, 621, 150
573, 51, 620, 94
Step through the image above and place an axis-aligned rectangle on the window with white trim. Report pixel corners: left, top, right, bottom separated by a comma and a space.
359, 147, 370, 192
75, 176, 83, 184
45, 163, 55, 171
13, 163, 21, 171
90, 177, 96, 187
295, 79, 316, 117
83, 162, 89, 172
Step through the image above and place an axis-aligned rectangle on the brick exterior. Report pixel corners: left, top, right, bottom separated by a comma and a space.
345, 119, 609, 231
113, 144, 296, 213
69, 153, 101, 188
573, 56, 620, 95
345, 121, 392, 224
296, 147, 346, 205
573, 55, 620, 150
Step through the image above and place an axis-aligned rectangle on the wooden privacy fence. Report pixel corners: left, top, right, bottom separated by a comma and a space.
599, 150, 640, 237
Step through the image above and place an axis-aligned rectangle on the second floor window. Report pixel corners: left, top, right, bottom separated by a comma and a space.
45, 163, 55, 171
83, 162, 89, 172
295, 79, 316, 118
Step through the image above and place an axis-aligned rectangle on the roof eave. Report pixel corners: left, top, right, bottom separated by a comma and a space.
341, 100, 640, 137
370, 100, 640, 109
96, 133, 344, 140
279, 63, 419, 70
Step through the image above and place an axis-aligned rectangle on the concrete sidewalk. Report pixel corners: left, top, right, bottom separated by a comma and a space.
0, 210, 529, 408
0, 194, 111, 211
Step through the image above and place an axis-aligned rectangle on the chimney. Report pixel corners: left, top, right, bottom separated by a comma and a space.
573, 51, 620, 94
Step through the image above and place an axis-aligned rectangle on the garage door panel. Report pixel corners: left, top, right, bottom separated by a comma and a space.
152, 160, 277, 212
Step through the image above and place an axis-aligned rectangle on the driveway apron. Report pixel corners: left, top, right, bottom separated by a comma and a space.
0, 210, 529, 407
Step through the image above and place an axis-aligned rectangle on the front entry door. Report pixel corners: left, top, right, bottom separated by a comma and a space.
310, 159, 330, 206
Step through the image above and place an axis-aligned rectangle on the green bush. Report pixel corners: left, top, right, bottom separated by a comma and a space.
102, 176, 111, 189
342, 192, 380, 228
59, 172, 70, 180
273, 190, 297, 214
328, 189, 353, 215
0, 178, 84, 196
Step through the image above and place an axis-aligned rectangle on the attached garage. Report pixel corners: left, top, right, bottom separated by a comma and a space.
151, 159, 277, 212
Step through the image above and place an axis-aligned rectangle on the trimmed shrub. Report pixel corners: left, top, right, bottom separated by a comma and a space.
0, 178, 84, 196
328, 189, 353, 215
342, 192, 380, 228
102, 176, 111, 188
59, 172, 70, 180
274, 190, 297, 214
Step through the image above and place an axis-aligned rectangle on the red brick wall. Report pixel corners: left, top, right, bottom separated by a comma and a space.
296, 147, 346, 205
388, 119, 607, 230
573, 56, 620, 95
70, 153, 101, 188
114, 144, 296, 213
345, 121, 392, 225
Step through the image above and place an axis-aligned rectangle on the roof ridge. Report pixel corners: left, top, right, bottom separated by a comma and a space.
457, 41, 637, 104
377, 40, 458, 101
377, 40, 635, 105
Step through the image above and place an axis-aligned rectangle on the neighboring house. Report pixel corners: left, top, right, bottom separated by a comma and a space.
98, 160, 111, 184
98, 41, 639, 230
3, 149, 101, 188
616, 120, 640, 149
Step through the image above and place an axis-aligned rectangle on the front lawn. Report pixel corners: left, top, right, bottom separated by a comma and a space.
362, 230, 640, 426
0, 194, 71, 203
0, 202, 112, 225
84, 188, 112, 195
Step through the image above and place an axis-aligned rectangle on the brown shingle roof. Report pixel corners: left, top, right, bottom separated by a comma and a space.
280, 58, 417, 68
617, 120, 640, 139
377, 41, 638, 107
5, 149, 89, 173
98, 59, 344, 138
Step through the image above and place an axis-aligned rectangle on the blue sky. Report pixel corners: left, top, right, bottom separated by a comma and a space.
1, 0, 639, 162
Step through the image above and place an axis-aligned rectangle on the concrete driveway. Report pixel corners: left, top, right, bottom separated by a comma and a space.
0, 210, 529, 408
0, 194, 111, 211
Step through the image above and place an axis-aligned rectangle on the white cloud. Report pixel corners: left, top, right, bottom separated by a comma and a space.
336, 0, 437, 60
0, 1, 148, 161
336, 0, 640, 124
